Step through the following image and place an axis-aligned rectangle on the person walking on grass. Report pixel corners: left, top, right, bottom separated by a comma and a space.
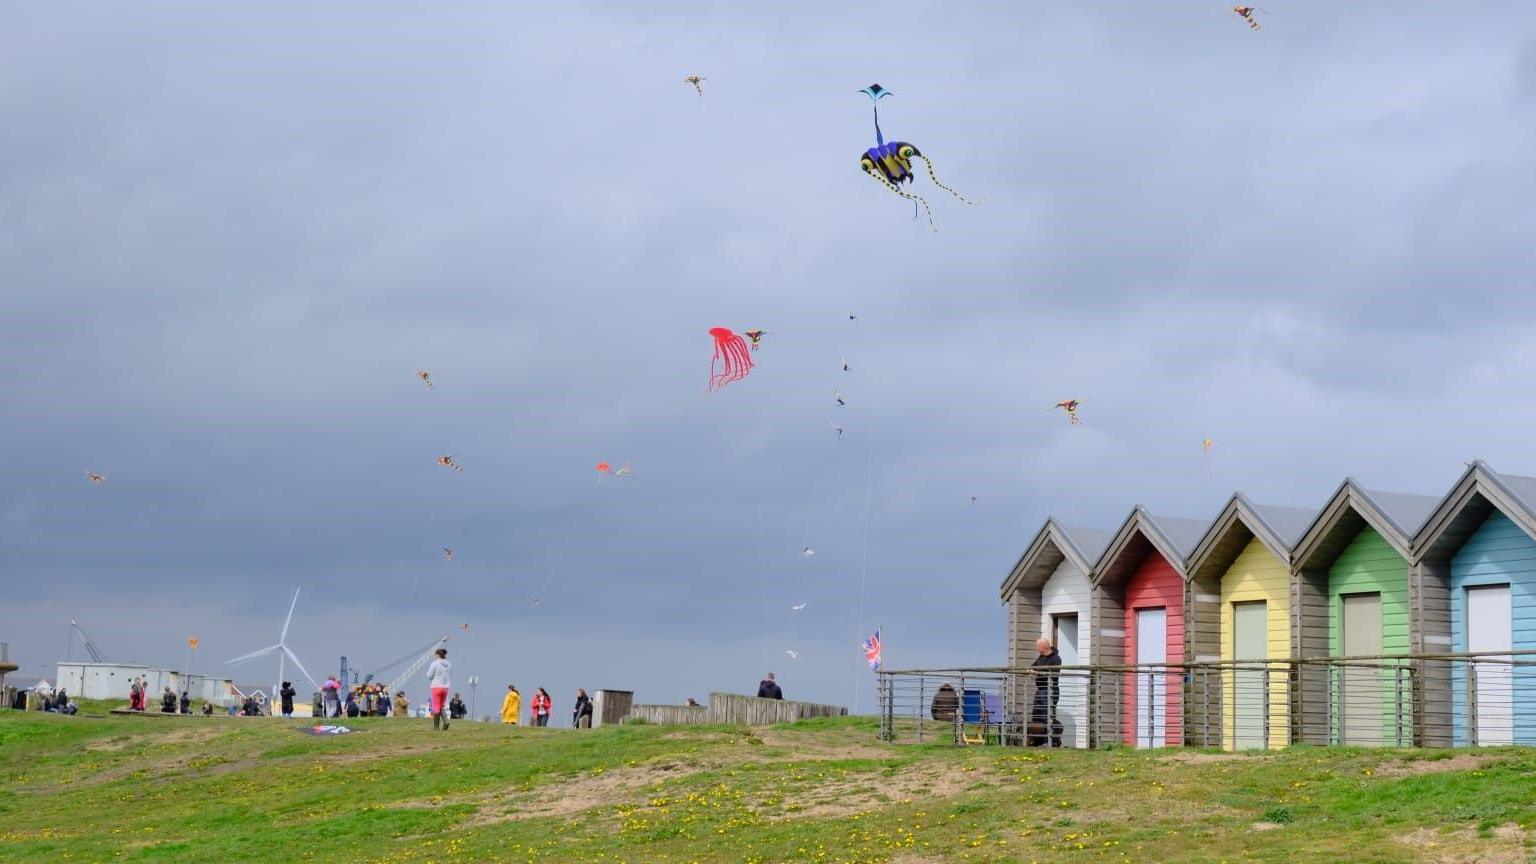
500, 685, 520, 725
426, 648, 452, 731
531, 688, 551, 727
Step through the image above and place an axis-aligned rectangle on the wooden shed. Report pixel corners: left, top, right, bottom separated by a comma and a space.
1091, 508, 1209, 748
1290, 480, 1438, 746
1184, 494, 1315, 749
1411, 461, 1536, 746
999, 519, 1111, 747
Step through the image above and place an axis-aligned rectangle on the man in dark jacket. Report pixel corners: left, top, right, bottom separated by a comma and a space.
179, 691, 191, 714
279, 682, 296, 718
1028, 637, 1063, 747
161, 687, 178, 713
572, 689, 593, 728
448, 693, 467, 720
757, 673, 783, 700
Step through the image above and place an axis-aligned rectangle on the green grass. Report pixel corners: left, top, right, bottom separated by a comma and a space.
2, 711, 1534, 863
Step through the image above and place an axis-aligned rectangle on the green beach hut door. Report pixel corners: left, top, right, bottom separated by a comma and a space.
1232, 601, 1267, 749
1467, 585, 1512, 745
1341, 593, 1382, 746
1135, 608, 1166, 748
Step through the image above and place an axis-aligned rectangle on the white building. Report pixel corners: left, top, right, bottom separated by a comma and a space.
55, 662, 238, 706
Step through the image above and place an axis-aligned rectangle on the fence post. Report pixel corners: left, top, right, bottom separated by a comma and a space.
1327, 664, 1336, 746
1262, 665, 1271, 751
1392, 666, 1404, 748
1467, 661, 1479, 748
1113, 670, 1123, 746
1199, 666, 1210, 748
916, 674, 925, 744
955, 674, 965, 745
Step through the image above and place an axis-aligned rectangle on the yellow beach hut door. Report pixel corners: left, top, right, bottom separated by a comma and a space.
1467, 585, 1512, 745
1232, 601, 1267, 749
1341, 593, 1382, 746
1135, 608, 1166, 748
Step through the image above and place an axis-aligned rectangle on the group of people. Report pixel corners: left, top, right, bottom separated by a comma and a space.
423, 648, 595, 730
125, 677, 199, 715
496, 684, 565, 727
312, 676, 410, 719
23, 684, 77, 715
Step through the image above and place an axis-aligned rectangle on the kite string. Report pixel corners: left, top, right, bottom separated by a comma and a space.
852, 373, 876, 715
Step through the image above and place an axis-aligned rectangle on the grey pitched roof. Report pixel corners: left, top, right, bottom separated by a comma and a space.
1251, 504, 1317, 549
1060, 526, 1112, 568
1494, 470, 1536, 514
1414, 462, 1536, 561
1360, 488, 1440, 536
999, 518, 1111, 599
1147, 514, 1210, 560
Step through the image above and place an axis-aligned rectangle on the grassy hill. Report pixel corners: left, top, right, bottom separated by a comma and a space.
2, 710, 1534, 863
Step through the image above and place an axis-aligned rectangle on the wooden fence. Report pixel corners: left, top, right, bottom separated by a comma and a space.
626, 692, 847, 726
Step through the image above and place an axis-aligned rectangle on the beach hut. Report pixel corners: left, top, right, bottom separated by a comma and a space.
1000, 519, 1112, 747
1091, 509, 1209, 748
1411, 462, 1536, 746
1290, 480, 1438, 746
1184, 495, 1315, 749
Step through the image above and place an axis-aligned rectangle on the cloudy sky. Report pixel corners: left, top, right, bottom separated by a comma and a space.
3, 2, 1534, 715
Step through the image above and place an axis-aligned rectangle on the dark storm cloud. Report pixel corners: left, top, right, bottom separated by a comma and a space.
3, 2, 1535, 710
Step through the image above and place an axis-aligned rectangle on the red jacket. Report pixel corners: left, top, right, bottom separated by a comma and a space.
532, 692, 551, 715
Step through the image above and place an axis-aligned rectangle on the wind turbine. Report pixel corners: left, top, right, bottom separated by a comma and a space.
226, 588, 321, 710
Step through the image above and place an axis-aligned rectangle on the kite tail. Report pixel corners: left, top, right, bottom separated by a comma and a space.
865, 170, 935, 231
917, 156, 979, 205
873, 104, 884, 148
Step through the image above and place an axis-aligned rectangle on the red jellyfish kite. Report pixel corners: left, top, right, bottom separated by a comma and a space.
707, 327, 754, 391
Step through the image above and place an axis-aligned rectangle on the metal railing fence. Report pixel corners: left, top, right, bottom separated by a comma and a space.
876, 650, 1536, 749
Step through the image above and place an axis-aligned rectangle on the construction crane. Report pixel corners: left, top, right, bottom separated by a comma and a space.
69, 620, 109, 663
361, 636, 446, 685
384, 636, 448, 696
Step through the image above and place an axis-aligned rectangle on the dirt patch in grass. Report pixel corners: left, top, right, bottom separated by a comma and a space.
83, 726, 224, 752
454, 760, 691, 826
1374, 753, 1493, 778
756, 728, 893, 761
1395, 824, 1533, 864
1158, 751, 1253, 765
779, 764, 996, 819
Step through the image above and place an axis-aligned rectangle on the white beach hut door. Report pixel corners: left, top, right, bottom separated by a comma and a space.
1467, 585, 1513, 745
1135, 608, 1166, 748
1232, 601, 1267, 749
1053, 614, 1081, 747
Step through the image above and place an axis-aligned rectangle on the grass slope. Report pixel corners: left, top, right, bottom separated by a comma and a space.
2, 711, 1535, 863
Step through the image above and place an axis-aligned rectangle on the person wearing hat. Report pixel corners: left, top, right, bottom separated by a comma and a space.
426, 647, 452, 731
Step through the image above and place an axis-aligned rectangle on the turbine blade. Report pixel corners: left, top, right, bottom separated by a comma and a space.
282, 645, 321, 693
227, 644, 280, 666
280, 587, 300, 642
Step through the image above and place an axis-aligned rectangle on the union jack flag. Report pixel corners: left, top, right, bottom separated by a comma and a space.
862, 628, 882, 671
